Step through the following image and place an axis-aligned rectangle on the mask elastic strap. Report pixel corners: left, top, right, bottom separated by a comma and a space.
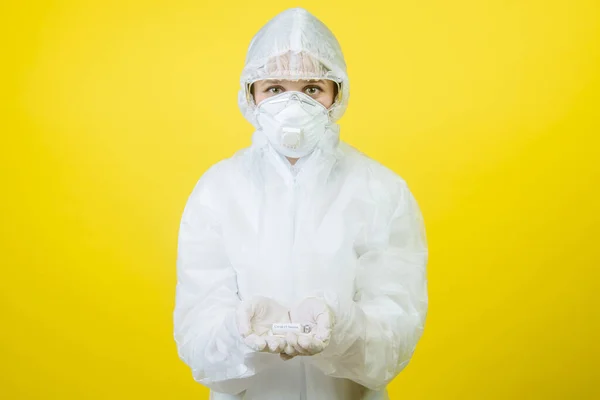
326, 80, 343, 118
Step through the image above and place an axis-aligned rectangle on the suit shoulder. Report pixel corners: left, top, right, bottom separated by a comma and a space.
193, 147, 251, 186
339, 142, 408, 189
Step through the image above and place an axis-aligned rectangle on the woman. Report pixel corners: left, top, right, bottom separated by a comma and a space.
174, 7, 428, 400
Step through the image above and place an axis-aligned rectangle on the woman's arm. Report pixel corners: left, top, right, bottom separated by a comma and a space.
173, 165, 278, 394
309, 183, 429, 390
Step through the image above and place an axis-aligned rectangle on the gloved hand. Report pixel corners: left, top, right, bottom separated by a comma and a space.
281, 297, 334, 360
236, 296, 289, 354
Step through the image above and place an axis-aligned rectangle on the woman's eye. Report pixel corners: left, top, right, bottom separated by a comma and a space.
304, 86, 321, 95
267, 86, 283, 94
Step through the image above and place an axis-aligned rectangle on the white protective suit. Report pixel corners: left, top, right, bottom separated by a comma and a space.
174, 7, 428, 400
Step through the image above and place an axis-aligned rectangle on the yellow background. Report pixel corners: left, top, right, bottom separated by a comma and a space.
1, 0, 599, 398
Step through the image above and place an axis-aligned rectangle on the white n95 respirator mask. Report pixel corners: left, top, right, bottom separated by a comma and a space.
254, 91, 331, 159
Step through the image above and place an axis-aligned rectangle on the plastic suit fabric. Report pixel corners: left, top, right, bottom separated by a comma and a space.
174, 7, 428, 400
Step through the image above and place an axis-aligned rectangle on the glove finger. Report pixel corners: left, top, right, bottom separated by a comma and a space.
265, 336, 286, 353
275, 337, 288, 353
283, 333, 306, 356
287, 333, 311, 355
297, 334, 317, 351
283, 342, 298, 356
296, 334, 314, 354
244, 334, 266, 352
298, 334, 325, 355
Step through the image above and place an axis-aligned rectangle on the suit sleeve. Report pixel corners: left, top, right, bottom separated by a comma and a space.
173, 167, 279, 394
309, 183, 429, 390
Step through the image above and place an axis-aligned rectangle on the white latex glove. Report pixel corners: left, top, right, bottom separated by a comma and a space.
281, 297, 334, 359
236, 296, 289, 353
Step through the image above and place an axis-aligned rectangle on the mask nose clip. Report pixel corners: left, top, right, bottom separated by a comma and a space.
286, 93, 303, 108
281, 127, 303, 149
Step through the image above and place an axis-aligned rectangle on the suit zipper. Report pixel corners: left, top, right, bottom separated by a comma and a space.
290, 176, 298, 300
290, 176, 308, 400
